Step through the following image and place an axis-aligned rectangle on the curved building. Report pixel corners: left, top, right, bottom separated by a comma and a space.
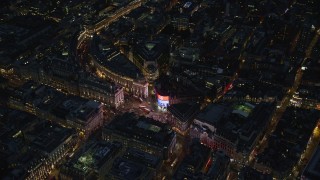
131, 39, 169, 83
90, 36, 148, 98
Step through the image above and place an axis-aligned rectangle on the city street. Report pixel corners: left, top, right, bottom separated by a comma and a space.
290, 122, 320, 178
2, 0, 320, 179
248, 27, 320, 176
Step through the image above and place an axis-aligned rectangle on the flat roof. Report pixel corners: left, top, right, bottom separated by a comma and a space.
104, 113, 175, 148
124, 147, 161, 169
232, 103, 255, 118
134, 40, 167, 62
302, 145, 320, 179
168, 103, 200, 122
79, 76, 119, 94
66, 141, 122, 174
196, 103, 231, 125
136, 121, 161, 133
108, 157, 148, 179
174, 141, 211, 179
28, 121, 74, 154
92, 36, 145, 80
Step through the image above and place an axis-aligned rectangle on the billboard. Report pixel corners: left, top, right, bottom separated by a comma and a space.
224, 82, 233, 94
157, 94, 169, 101
157, 94, 169, 107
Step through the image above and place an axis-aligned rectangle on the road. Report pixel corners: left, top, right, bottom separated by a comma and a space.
290, 121, 320, 178
77, 0, 143, 44
156, 134, 188, 180
288, 30, 320, 178
248, 27, 320, 176
94, 0, 143, 32
113, 95, 187, 180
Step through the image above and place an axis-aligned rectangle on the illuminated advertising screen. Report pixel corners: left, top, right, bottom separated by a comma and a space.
156, 94, 169, 107
224, 82, 233, 94
158, 99, 169, 107
157, 94, 169, 101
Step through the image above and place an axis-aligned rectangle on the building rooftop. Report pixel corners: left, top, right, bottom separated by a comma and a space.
69, 100, 101, 124
155, 75, 204, 99
0, 108, 74, 179
297, 85, 320, 102
79, 75, 120, 94
302, 59, 320, 85
174, 141, 230, 179
173, 140, 211, 179
123, 147, 161, 169
196, 103, 232, 125
92, 36, 145, 81
196, 102, 274, 151
134, 40, 167, 63
224, 79, 285, 102
302, 144, 320, 180
168, 102, 200, 123
27, 121, 74, 154
104, 112, 175, 148
257, 107, 320, 173
0, 107, 40, 147
107, 157, 151, 180
61, 141, 122, 177
206, 150, 230, 179
0, 56, 13, 70
51, 96, 103, 125
239, 166, 272, 180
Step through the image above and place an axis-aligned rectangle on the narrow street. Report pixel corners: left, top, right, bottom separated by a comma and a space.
248, 28, 320, 175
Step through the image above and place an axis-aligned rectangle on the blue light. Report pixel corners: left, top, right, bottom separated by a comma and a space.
158, 99, 169, 107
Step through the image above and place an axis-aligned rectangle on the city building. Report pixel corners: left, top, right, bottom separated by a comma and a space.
106, 157, 154, 180
127, 7, 167, 35
174, 140, 230, 180
122, 147, 162, 172
64, 100, 104, 135
171, 47, 200, 65
1, 0, 320, 179
171, 1, 199, 31
78, 76, 124, 108
16, 58, 124, 108
172, 13, 189, 31
290, 85, 320, 110
238, 166, 273, 180
167, 102, 200, 135
59, 141, 123, 180
154, 75, 204, 109
223, 79, 285, 106
38, 57, 80, 95
173, 140, 211, 179
190, 102, 274, 159
0, 57, 14, 78
131, 39, 169, 82
105, 147, 162, 179
0, 108, 76, 180
25, 121, 76, 180
102, 112, 176, 159
204, 150, 230, 180
8, 82, 105, 137
301, 144, 320, 180
205, 76, 233, 101
90, 36, 149, 98
257, 107, 320, 178
301, 58, 320, 87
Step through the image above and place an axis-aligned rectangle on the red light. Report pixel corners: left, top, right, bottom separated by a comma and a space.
157, 94, 169, 101
224, 82, 233, 94
204, 157, 212, 173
